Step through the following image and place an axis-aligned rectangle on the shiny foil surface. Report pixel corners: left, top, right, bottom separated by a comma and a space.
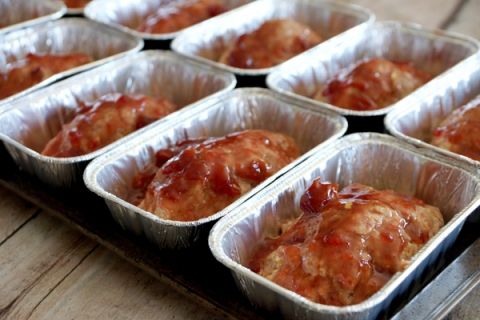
386, 53, 480, 167
171, 0, 373, 76
0, 0, 66, 34
0, 18, 143, 106
267, 21, 480, 116
0, 51, 236, 187
209, 133, 480, 319
83, 88, 348, 249
84, 0, 254, 41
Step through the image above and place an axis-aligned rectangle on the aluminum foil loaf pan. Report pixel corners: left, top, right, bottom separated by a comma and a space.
0, 0, 66, 34
83, 88, 348, 249
84, 0, 254, 42
171, 0, 373, 77
0, 17, 143, 107
386, 53, 480, 168
209, 133, 480, 320
0, 50, 236, 187
267, 21, 480, 118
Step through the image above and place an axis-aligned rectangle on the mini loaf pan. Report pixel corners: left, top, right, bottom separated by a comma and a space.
0, 17, 143, 107
385, 53, 480, 167
266, 21, 480, 120
209, 133, 480, 320
171, 0, 373, 78
84, 0, 255, 42
83, 88, 348, 249
0, 50, 236, 187
0, 0, 66, 34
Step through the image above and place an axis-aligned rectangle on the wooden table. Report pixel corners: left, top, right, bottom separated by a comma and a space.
1, 1, 479, 319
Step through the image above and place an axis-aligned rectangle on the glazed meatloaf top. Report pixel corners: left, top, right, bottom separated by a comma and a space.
249, 178, 444, 306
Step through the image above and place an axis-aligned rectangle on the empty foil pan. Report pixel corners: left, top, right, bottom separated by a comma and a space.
386, 53, 480, 168
209, 133, 480, 320
0, 50, 236, 187
0, 0, 66, 34
0, 17, 143, 107
171, 0, 373, 77
267, 21, 480, 118
84, 0, 255, 42
83, 88, 348, 249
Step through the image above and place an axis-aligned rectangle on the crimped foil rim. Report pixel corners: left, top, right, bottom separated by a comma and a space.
171, 0, 374, 76
209, 132, 480, 315
266, 21, 480, 117
0, 0, 67, 35
83, 87, 348, 228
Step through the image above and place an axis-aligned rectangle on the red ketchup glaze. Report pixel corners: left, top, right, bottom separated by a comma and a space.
63, 0, 90, 9
431, 101, 480, 160
300, 179, 339, 213
155, 149, 177, 167
41, 93, 176, 157
236, 159, 271, 183
219, 19, 322, 69
0, 53, 92, 100
136, 130, 300, 221
136, 0, 226, 34
130, 171, 157, 206
315, 58, 432, 111
248, 178, 444, 306
130, 138, 208, 205
157, 133, 276, 200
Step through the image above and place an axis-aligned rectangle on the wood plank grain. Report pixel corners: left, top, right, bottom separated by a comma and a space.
26, 247, 233, 320
444, 0, 480, 39
338, 0, 463, 29
0, 213, 97, 319
0, 151, 266, 320
0, 186, 38, 244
